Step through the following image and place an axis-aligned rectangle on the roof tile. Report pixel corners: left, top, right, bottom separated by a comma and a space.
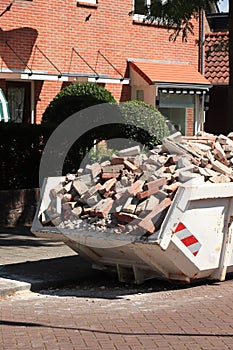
205, 31, 229, 84
130, 61, 210, 86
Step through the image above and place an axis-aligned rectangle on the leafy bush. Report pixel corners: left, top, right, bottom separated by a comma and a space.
42, 83, 118, 174
119, 100, 170, 148
42, 82, 116, 127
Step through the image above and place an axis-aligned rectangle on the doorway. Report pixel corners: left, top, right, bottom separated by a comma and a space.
6, 81, 31, 123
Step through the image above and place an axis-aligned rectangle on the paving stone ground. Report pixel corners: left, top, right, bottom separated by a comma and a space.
0, 226, 96, 296
1, 278, 233, 350
0, 226, 233, 349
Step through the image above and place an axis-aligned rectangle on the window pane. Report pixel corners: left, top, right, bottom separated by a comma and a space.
159, 93, 194, 108
7, 87, 25, 123
159, 107, 186, 135
136, 90, 144, 101
150, 0, 161, 16
135, 0, 146, 15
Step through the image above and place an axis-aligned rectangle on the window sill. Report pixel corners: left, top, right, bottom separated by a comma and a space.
133, 18, 158, 27
133, 15, 168, 28
76, 1, 98, 8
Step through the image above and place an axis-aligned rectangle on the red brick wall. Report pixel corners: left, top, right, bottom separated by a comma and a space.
0, 0, 200, 122
34, 81, 63, 123
186, 108, 194, 136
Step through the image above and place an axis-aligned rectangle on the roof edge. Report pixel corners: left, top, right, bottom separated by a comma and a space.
155, 83, 212, 89
129, 61, 152, 85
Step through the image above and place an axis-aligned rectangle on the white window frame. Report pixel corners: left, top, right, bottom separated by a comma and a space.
133, 0, 151, 21
133, 0, 166, 21
77, 0, 97, 5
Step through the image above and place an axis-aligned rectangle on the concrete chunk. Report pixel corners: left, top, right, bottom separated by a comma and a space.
211, 160, 233, 176
73, 179, 89, 196
179, 171, 202, 183
118, 145, 141, 157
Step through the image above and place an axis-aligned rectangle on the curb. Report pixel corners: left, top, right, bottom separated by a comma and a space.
0, 256, 97, 297
0, 278, 31, 297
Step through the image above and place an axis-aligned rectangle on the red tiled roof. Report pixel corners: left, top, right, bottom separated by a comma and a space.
130, 61, 210, 86
205, 31, 229, 84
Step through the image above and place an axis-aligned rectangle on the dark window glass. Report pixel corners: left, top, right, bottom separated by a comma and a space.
135, 0, 146, 15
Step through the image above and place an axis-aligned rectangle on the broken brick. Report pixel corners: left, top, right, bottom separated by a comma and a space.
122, 197, 137, 214
143, 178, 167, 191
101, 172, 120, 179
72, 206, 83, 217
102, 164, 124, 173
82, 183, 103, 200
99, 178, 117, 194
110, 157, 125, 165
136, 197, 171, 234
90, 162, 102, 179
73, 179, 89, 196
213, 141, 229, 166
94, 198, 114, 218
164, 182, 180, 193
137, 186, 160, 200
114, 212, 138, 223
125, 180, 145, 196
123, 159, 139, 173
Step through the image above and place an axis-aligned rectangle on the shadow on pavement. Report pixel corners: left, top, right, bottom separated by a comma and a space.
1, 255, 230, 299
1, 223, 233, 299
0, 255, 96, 292
38, 268, 225, 300
1, 319, 233, 338
0, 226, 63, 248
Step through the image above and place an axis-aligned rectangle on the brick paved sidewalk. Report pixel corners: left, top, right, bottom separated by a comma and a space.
1, 276, 233, 349
0, 226, 96, 296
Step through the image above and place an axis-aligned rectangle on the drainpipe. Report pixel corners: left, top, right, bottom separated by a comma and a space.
197, 8, 205, 133
199, 8, 205, 75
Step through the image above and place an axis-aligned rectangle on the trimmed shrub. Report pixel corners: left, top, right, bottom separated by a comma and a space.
119, 100, 170, 148
42, 83, 117, 174
42, 82, 116, 127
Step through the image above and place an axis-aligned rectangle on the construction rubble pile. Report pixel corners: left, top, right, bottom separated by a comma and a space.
40, 131, 233, 238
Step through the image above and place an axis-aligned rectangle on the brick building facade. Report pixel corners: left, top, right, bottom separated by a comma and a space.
0, 0, 211, 135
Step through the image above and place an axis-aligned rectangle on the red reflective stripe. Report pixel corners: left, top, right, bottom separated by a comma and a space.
181, 235, 198, 247
193, 251, 199, 256
175, 222, 186, 233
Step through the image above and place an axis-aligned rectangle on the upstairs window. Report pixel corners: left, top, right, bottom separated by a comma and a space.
133, 0, 168, 21
134, 0, 147, 15
77, 0, 97, 5
134, 0, 158, 16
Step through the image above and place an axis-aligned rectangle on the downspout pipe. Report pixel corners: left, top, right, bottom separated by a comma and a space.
197, 9, 205, 133
199, 8, 205, 75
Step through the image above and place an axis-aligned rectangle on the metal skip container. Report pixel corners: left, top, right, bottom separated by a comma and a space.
31, 176, 233, 284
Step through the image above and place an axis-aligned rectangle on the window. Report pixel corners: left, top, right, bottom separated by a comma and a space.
133, 0, 158, 17
6, 82, 31, 123
160, 108, 186, 135
134, 0, 147, 15
133, 0, 166, 21
136, 90, 144, 101
77, 0, 97, 5
158, 93, 195, 136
